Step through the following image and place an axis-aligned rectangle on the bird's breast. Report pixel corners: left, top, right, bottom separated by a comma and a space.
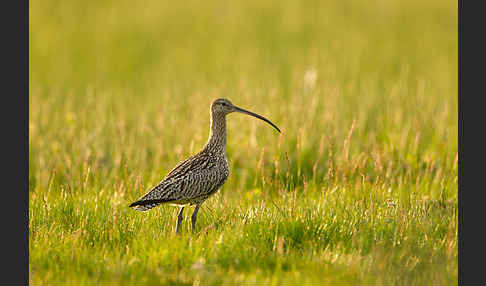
212, 155, 229, 182
222, 155, 229, 176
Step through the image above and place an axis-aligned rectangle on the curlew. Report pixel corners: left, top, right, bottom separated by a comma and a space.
129, 98, 280, 233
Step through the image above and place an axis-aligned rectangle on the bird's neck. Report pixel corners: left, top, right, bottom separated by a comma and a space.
205, 112, 227, 154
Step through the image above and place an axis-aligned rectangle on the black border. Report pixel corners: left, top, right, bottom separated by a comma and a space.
4, 0, 28, 283
459, 0, 486, 285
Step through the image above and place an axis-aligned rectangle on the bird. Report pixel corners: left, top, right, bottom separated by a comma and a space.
129, 98, 280, 233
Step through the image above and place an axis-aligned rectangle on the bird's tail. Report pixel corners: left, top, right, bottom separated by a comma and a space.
128, 199, 171, 212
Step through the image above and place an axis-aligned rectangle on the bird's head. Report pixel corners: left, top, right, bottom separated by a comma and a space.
211, 98, 236, 115
211, 98, 280, 133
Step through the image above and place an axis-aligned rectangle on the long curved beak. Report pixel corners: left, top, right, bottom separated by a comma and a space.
234, 106, 281, 133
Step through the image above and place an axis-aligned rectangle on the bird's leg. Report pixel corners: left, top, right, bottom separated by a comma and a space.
176, 206, 184, 234
191, 204, 201, 233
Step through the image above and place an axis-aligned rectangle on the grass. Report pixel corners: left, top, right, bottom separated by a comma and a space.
29, 0, 457, 284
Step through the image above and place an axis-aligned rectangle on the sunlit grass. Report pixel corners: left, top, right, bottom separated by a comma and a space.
29, 0, 457, 284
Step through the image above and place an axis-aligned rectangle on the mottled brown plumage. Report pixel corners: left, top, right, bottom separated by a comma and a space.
129, 98, 280, 233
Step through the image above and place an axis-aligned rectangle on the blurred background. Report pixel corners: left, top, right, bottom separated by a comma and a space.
29, 0, 457, 191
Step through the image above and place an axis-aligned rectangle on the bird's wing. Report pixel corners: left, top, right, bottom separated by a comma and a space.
129, 153, 212, 211
163, 152, 212, 180
164, 155, 196, 178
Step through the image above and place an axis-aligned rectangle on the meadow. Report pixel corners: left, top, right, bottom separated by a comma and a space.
29, 0, 457, 284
